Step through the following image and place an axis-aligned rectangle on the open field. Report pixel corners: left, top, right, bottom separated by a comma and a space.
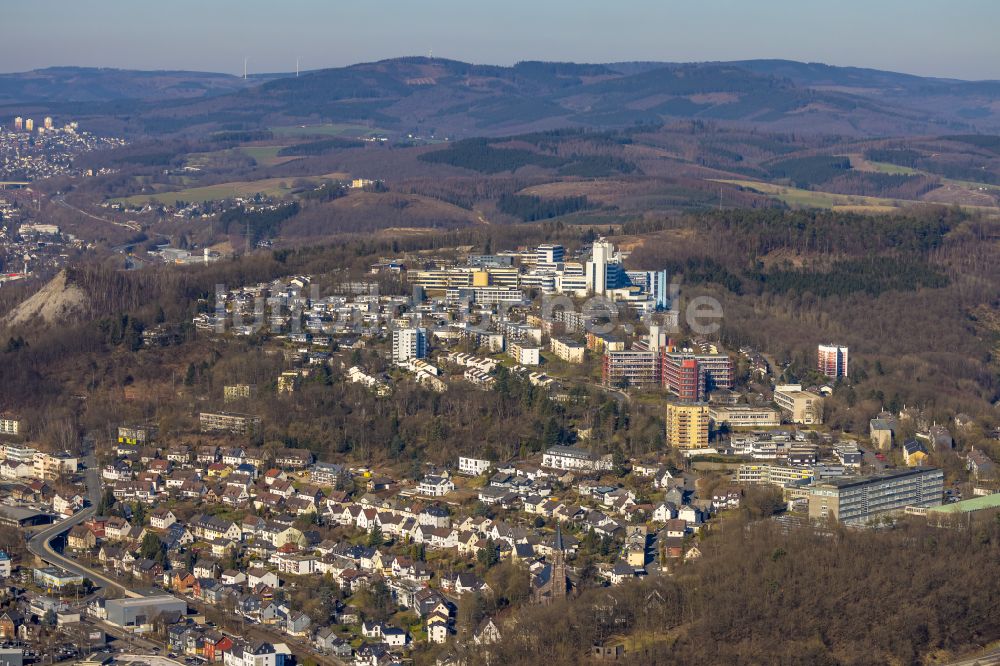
183, 145, 298, 169
846, 154, 920, 176
270, 123, 389, 138
712, 178, 907, 210
848, 154, 1000, 197
239, 145, 299, 166
112, 172, 349, 206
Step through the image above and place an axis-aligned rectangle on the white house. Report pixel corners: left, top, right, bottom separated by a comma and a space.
224, 641, 277, 666
652, 502, 676, 523
247, 568, 280, 589
416, 475, 455, 497
678, 506, 704, 525
458, 457, 491, 476
150, 509, 177, 530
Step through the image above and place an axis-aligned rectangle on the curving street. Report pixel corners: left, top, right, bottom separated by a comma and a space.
26, 452, 143, 599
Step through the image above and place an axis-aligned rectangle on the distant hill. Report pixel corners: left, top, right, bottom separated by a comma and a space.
730, 59, 1000, 130
0, 66, 278, 105
3, 58, 1000, 137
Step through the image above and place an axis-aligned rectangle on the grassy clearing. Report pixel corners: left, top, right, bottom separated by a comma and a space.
846, 155, 920, 176
239, 145, 299, 166
849, 153, 1000, 191
185, 145, 297, 168
270, 123, 388, 138
112, 172, 349, 207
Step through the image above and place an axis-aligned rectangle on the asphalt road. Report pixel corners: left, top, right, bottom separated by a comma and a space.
26, 453, 143, 599
945, 647, 1000, 666
52, 195, 141, 232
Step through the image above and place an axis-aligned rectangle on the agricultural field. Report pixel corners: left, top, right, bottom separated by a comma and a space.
713, 178, 999, 215
270, 123, 388, 138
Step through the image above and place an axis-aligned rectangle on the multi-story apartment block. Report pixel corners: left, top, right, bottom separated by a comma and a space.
774, 385, 824, 425
458, 457, 492, 476
662, 357, 702, 401
587, 332, 626, 353
665, 403, 710, 450
199, 412, 261, 436
550, 306, 589, 334
602, 350, 661, 388
817, 344, 849, 378
310, 462, 344, 487
662, 351, 734, 396
33, 451, 78, 480
807, 467, 944, 524
508, 341, 541, 366
0, 417, 22, 436
549, 337, 585, 363
497, 321, 542, 345
542, 445, 614, 472
0, 443, 36, 463
224, 384, 256, 403
117, 424, 157, 446
601, 348, 733, 399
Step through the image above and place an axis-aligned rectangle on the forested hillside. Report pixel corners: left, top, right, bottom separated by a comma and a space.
472, 517, 1000, 666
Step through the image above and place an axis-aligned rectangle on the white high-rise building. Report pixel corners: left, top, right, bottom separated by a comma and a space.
648, 324, 667, 351
392, 327, 427, 363
586, 239, 613, 295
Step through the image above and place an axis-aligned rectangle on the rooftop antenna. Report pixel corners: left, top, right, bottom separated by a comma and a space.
243, 57, 248, 80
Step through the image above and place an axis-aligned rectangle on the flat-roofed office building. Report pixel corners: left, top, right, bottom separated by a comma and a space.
807, 467, 943, 524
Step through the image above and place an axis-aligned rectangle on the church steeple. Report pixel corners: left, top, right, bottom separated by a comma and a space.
532, 524, 571, 604
550, 524, 568, 601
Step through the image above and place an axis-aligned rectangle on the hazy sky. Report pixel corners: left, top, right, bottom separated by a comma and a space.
3, 0, 998, 79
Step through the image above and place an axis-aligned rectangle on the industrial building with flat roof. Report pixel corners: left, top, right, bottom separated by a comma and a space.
708, 405, 781, 429
105, 596, 187, 631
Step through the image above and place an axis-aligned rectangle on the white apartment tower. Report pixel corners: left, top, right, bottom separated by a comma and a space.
392, 327, 427, 363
